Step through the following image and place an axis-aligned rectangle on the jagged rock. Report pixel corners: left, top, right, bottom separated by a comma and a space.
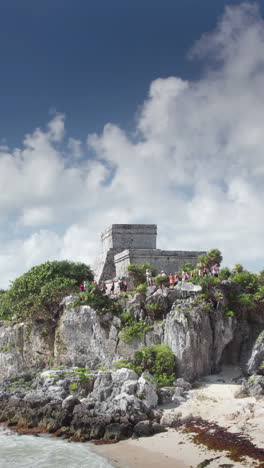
246, 331, 264, 375
174, 378, 192, 391
245, 376, 264, 396
146, 286, 157, 296
121, 380, 138, 395
158, 387, 175, 404
54, 303, 117, 369
235, 375, 264, 397
1, 281, 264, 388
136, 372, 158, 409
104, 423, 133, 440
125, 293, 145, 319
62, 395, 80, 410
173, 387, 185, 396
0, 368, 159, 442
164, 303, 213, 381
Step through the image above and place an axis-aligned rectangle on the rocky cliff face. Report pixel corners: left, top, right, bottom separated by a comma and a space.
0, 282, 263, 383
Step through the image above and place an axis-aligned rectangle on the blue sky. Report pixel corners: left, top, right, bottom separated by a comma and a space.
1, 0, 245, 145
1, 1, 264, 287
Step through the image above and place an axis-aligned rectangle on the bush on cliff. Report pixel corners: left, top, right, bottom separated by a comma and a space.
0, 260, 93, 321
113, 345, 176, 387
127, 264, 156, 287
134, 345, 176, 387
120, 316, 152, 342
154, 274, 169, 287
71, 284, 122, 316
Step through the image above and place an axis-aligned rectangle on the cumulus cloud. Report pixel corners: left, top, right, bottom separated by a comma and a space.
1, 2, 264, 287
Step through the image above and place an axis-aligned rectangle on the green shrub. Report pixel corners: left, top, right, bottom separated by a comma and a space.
112, 359, 134, 370
97, 365, 108, 371
254, 286, 264, 302
134, 345, 176, 387
219, 267, 231, 280
72, 285, 122, 316
238, 293, 255, 308
154, 274, 169, 287
69, 383, 78, 392
0, 260, 93, 321
232, 264, 244, 274
120, 319, 152, 342
231, 271, 258, 293
136, 283, 147, 294
145, 303, 159, 319
225, 310, 235, 317
120, 311, 133, 325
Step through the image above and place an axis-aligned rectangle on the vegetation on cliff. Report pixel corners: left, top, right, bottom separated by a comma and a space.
114, 344, 176, 387
71, 283, 122, 316
0, 260, 93, 321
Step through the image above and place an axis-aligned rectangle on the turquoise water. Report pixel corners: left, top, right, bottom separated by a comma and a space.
0, 427, 113, 468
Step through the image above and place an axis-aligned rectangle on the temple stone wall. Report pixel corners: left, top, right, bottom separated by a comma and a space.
101, 224, 157, 253
93, 224, 206, 282
114, 249, 206, 278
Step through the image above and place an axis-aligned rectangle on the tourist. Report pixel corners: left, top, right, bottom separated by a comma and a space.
123, 280, 128, 292
160, 270, 166, 276
100, 281, 106, 294
212, 263, 220, 277
146, 269, 152, 286
169, 274, 174, 287
79, 283, 85, 292
182, 271, 189, 281
118, 278, 125, 293
110, 280, 115, 296
174, 272, 180, 285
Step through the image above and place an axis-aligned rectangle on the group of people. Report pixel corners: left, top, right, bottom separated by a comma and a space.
79, 263, 220, 295
79, 278, 128, 296
110, 278, 128, 295
146, 263, 220, 287
79, 280, 107, 293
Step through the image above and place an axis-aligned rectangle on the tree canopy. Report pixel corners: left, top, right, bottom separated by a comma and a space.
0, 260, 93, 321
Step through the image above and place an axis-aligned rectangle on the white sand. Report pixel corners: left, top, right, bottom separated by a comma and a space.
92, 366, 264, 468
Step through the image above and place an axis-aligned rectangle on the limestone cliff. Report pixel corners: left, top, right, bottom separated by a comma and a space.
0, 282, 263, 382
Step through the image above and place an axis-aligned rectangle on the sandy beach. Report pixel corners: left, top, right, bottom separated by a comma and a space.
92, 366, 264, 468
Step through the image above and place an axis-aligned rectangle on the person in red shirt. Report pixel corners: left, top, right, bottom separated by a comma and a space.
169, 274, 174, 287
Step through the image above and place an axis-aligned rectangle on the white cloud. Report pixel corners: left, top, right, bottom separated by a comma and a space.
0, 2, 264, 288
68, 137, 83, 159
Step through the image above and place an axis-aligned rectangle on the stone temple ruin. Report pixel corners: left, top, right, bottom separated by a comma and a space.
93, 224, 206, 282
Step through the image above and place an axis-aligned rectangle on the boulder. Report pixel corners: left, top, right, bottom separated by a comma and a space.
133, 420, 153, 437
104, 423, 133, 440
136, 372, 158, 409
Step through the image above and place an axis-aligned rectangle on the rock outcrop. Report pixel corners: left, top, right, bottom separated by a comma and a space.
0, 282, 263, 384
0, 368, 162, 441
